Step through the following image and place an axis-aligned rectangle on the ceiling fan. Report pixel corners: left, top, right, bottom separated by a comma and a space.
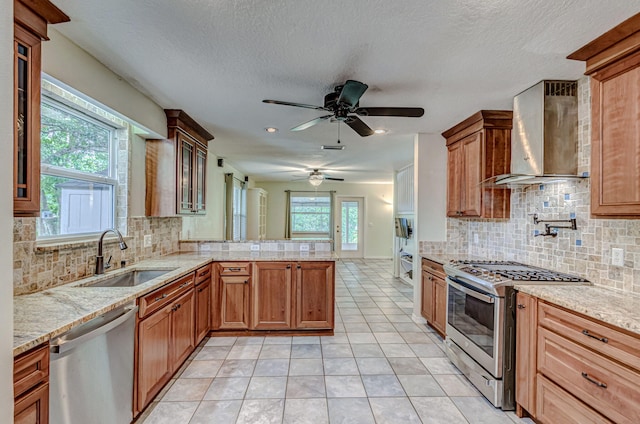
296, 169, 344, 186
263, 80, 424, 137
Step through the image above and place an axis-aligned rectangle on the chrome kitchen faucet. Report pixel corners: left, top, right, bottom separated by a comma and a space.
95, 228, 128, 275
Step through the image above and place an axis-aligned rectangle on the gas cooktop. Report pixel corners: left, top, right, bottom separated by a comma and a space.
443, 259, 590, 296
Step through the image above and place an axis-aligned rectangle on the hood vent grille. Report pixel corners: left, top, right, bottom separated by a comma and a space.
545, 81, 577, 97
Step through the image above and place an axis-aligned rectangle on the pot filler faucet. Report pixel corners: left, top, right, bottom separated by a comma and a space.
95, 229, 128, 275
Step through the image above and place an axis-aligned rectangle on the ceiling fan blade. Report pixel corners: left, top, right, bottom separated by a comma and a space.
355, 107, 425, 117
345, 116, 374, 137
291, 115, 333, 131
324, 177, 344, 181
262, 99, 325, 110
337, 80, 368, 108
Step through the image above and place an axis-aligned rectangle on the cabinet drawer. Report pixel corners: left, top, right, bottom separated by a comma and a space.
195, 263, 212, 285
421, 258, 445, 278
218, 262, 251, 276
536, 374, 612, 424
139, 273, 195, 319
14, 344, 49, 399
538, 301, 640, 371
537, 327, 640, 424
14, 381, 49, 424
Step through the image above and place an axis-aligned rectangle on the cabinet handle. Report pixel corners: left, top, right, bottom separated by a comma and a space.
199, 270, 210, 277
244, 280, 249, 284
286, 264, 291, 269
155, 294, 168, 302
228, 267, 242, 272
198, 287, 206, 293
582, 329, 608, 343
179, 281, 190, 288
297, 264, 301, 269
517, 304, 526, 309
581, 372, 607, 388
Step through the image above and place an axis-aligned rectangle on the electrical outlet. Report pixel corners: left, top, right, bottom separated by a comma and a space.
143, 234, 152, 248
250, 244, 260, 251
612, 248, 624, 267
300, 243, 310, 252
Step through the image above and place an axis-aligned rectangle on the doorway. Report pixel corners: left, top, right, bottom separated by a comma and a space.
335, 197, 364, 258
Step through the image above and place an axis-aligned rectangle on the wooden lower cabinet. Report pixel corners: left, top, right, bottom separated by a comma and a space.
515, 292, 537, 419
213, 261, 335, 332
14, 383, 49, 424
421, 270, 434, 323
195, 277, 212, 344
420, 259, 446, 337
515, 294, 640, 424
253, 262, 293, 330
295, 261, 334, 329
219, 275, 251, 329
136, 287, 195, 414
14, 343, 50, 424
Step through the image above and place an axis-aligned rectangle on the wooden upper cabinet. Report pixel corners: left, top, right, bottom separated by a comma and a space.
442, 110, 512, 218
568, 13, 640, 217
13, 0, 69, 217
146, 109, 214, 216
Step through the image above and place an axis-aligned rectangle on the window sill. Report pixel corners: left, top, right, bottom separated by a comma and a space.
36, 235, 134, 252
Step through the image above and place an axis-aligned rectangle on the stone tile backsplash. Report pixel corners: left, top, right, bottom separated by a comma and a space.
421, 76, 640, 295
14, 216, 182, 295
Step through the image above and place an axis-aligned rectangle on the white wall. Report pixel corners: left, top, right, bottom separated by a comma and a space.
181, 156, 245, 239
255, 181, 394, 258
42, 29, 166, 138
414, 133, 447, 242
1, 0, 15, 418
412, 133, 447, 320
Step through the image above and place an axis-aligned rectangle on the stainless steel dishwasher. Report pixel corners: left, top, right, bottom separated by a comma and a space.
49, 303, 138, 424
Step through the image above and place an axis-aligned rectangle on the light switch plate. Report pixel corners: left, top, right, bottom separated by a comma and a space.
612, 248, 624, 266
143, 234, 152, 248
300, 243, 310, 251
251, 244, 260, 251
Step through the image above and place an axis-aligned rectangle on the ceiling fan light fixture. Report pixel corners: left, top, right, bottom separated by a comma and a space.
265, 127, 278, 133
308, 175, 324, 186
374, 128, 387, 135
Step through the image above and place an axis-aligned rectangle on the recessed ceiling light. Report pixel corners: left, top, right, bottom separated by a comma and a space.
374, 129, 387, 135
265, 127, 278, 133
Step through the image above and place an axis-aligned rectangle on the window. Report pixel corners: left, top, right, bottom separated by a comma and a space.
38, 97, 117, 238
232, 179, 246, 241
290, 192, 333, 239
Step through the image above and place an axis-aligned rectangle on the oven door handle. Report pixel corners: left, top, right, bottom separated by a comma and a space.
447, 278, 495, 304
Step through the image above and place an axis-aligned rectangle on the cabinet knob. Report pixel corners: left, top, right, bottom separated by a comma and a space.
286, 264, 291, 269
297, 264, 301, 269
517, 304, 525, 309
244, 280, 249, 284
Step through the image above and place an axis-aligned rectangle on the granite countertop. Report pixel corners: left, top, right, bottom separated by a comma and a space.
14, 251, 339, 356
515, 284, 640, 336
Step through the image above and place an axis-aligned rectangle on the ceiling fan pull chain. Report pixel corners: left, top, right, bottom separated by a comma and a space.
337, 122, 341, 144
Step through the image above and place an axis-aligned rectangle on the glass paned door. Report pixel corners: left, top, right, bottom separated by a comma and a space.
336, 197, 363, 258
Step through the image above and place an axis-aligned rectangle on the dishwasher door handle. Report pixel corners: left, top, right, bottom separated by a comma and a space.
51, 305, 139, 354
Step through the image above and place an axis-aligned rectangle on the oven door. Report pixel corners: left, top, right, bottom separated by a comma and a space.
445, 276, 504, 378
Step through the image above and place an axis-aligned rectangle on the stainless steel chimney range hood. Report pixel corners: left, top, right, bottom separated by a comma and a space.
492, 80, 587, 186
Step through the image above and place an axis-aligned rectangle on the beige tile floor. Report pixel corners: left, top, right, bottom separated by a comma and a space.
136, 259, 534, 424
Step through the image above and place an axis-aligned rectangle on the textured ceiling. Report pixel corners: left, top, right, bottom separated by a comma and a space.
52, 0, 639, 183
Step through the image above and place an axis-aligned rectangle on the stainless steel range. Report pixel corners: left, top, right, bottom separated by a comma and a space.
442, 260, 590, 410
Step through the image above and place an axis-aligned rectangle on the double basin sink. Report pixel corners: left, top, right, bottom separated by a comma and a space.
83, 269, 178, 288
